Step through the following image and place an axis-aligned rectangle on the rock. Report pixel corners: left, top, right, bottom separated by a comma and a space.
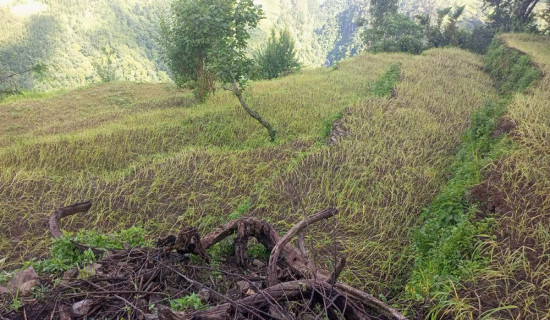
252, 259, 265, 268
0, 286, 9, 295
81, 263, 103, 277
72, 299, 94, 317
236, 280, 251, 292
9, 266, 39, 296
18, 279, 40, 297
198, 288, 211, 301
245, 288, 256, 296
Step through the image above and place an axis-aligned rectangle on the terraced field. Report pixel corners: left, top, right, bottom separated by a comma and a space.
0, 46, 514, 317
443, 34, 550, 320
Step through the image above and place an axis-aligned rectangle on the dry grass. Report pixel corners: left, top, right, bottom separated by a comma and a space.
0, 48, 498, 314
439, 34, 550, 320
0, 53, 398, 266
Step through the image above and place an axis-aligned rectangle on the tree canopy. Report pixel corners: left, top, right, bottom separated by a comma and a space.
483, 0, 542, 31
160, 0, 263, 101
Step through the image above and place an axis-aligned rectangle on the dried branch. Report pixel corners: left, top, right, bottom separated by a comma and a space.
48, 201, 93, 238
267, 208, 338, 286
198, 214, 406, 319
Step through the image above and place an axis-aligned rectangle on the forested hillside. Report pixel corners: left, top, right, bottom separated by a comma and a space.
0, 0, 171, 91
0, 0, 484, 92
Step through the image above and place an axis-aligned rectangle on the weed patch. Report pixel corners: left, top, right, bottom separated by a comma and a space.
29, 226, 150, 273
406, 100, 509, 302
485, 38, 541, 93
370, 63, 402, 97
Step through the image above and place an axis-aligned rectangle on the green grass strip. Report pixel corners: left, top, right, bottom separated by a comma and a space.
405, 99, 509, 301
370, 63, 402, 97
405, 37, 542, 307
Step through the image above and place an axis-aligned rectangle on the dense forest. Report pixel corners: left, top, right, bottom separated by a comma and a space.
0, 0, 490, 92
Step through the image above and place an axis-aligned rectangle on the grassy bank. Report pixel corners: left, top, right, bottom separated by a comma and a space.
421, 34, 549, 319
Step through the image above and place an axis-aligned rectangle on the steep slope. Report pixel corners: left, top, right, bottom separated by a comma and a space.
0, 0, 171, 91
0, 47, 498, 314
442, 34, 550, 320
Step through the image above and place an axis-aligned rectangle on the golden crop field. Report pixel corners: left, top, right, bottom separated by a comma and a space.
0, 47, 504, 316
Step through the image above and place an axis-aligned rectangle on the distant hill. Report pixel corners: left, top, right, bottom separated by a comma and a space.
0, 0, 171, 91
0, 0, 483, 91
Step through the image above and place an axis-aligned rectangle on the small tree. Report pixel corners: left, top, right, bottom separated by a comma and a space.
162, 0, 276, 141
365, 13, 424, 54
364, 0, 424, 54
255, 29, 300, 79
213, 26, 277, 142
93, 46, 118, 83
160, 0, 239, 102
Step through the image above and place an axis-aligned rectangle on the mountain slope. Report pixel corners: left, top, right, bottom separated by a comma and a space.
0, 49, 497, 307
0, 0, 483, 92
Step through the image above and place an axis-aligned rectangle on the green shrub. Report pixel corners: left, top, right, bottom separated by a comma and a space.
30, 226, 150, 273
255, 29, 300, 80
370, 63, 402, 97
485, 38, 541, 93
366, 13, 424, 54
170, 293, 206, 311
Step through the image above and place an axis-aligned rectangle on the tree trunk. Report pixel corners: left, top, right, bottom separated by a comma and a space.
227, 78, 276, 142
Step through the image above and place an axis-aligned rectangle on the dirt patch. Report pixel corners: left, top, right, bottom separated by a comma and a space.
328, 108, 351, 145
469, 164, 511, 217
491, 117, 517, 138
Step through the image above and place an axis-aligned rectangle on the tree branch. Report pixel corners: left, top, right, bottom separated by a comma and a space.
49, 201, 93, 238
267, 208, 338, 286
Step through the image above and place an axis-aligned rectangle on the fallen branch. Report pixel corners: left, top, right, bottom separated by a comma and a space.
48, 201, 92, 238
267, 208, 337, 286
198, 213, 406, 319
162, 280, 368, 320
48, 201, 106, 256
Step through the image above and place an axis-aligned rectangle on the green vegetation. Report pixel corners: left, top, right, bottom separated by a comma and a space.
160, 0, 263, 102
406, 99, 509, 304
370, 63, 402, 96
364, 0, 424, 54
160, 0, 278, 141
31, 226, 150, 273
485, 37, 541, 92
0, 0, 172, 92
483, 0, 541, 32
254, 29, 300, 79
170, 293, 207, 311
